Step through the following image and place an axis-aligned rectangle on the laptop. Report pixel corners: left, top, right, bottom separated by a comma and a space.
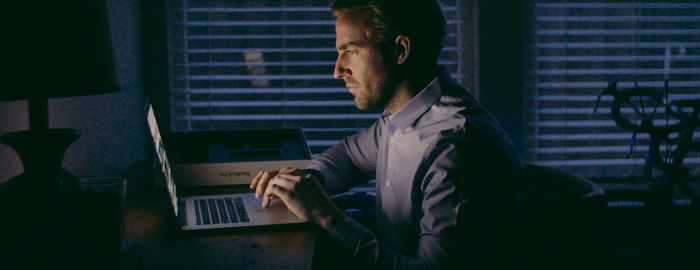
146, 104, 308, 230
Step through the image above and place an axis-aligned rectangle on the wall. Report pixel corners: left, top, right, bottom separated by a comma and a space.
0, 0, 147, 182
477, 0, 524, 155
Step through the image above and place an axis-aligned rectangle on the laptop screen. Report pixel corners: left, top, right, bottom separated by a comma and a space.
147, 104, 179, 216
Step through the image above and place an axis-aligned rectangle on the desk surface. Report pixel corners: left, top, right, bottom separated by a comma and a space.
124, 190, 317, 270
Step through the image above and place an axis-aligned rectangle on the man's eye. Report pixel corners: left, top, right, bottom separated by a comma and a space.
346, 50, 357, 54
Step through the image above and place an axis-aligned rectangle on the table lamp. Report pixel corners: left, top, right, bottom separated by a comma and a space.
0, 0, 120, 192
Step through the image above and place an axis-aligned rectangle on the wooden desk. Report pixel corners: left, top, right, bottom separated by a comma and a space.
123, 191, 317, 270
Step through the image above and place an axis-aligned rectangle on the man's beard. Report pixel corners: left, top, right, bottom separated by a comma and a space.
349, 79, 394, 111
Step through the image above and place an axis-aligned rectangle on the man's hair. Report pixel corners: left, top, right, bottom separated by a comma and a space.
331, 0, 446, 65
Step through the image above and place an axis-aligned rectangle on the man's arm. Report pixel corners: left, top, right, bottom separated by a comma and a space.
251, 121, 381, 199
305, 121, 380, 195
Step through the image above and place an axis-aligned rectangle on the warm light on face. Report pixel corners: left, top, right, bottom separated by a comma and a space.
333, 14, 393, 111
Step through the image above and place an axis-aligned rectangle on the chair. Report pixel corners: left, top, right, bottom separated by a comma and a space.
519, 164, 607, 269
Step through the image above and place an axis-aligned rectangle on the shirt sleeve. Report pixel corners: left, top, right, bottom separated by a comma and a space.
305, 120, 381, 195
327, 132, 521, 269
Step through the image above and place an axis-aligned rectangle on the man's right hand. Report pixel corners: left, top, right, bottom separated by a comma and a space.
251, 167, 344, 231
249, 167, 300, 205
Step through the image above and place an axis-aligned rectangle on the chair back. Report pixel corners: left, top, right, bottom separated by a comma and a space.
519, 164, 606, 268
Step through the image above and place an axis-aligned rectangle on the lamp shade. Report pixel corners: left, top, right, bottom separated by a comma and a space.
1, 0, 120, 101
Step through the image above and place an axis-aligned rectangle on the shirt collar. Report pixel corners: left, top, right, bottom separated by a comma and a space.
384, 68, 447, 131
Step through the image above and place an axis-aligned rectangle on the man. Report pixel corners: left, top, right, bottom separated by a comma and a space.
250, 0, 523, 268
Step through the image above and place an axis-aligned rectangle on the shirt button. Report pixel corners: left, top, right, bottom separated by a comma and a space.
389, 137, 395, 144
385, 181, 390, 186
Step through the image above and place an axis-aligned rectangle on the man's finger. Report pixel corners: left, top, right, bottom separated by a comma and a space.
277, 173, 303, 183
255, 171, 270, 198
262, 193, 280, 208
278, 167, 296, 176
268, 183, 291, 204
263, 183, 288, 208
271, 175, 298, 190
250, 171, 263, 189
255, 171, 277, 198
262, 176, 294, 207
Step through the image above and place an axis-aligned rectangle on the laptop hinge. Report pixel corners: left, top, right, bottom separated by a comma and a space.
178, 200, 188, 226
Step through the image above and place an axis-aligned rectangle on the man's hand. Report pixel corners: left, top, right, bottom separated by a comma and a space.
250, 167, 298, 202
250, 167, 344, 231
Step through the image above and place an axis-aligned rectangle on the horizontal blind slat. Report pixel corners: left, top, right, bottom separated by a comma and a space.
535, 42, 700, 48
535, 3, 700, 8
177, 60, 462, 66
178, 114, 382, 120
179, 101, 356, 107
537, 16, 700, 22
179, 20, 463, 26
533, 68, 700, 75
180, 7, 463, 12
536, 29, 700, 35
534, 56, 700, 62
178, 47, 462, 53
173, 88, 348, 94
531, 120, 681, 127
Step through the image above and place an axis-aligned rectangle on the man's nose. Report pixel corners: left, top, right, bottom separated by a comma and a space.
333, 58, 348, 79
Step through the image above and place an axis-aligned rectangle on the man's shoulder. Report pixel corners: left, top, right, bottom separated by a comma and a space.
427, 90, 499, 137
428, 74, 490, 124
435, 72, 478, 105
411, 71, 509, 148
426, 87, 516, 156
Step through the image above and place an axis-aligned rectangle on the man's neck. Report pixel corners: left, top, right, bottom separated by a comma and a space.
384, 65, 440, 115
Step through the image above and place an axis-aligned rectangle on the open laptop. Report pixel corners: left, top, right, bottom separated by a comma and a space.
146, 104, 307, 230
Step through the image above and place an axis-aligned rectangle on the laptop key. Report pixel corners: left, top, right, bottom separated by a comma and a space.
199, 199, 210, 225
225, 198, 239, 223
233, 197, 249, 222
216, 199, 229, 223
194, 200, 202, 225
208, 199, 220, 224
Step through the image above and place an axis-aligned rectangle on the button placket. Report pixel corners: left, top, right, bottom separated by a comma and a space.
385, 122, 398, 190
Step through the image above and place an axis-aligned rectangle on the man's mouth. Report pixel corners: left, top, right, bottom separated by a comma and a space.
344, 78, 359, 90
346, 84, 359, 92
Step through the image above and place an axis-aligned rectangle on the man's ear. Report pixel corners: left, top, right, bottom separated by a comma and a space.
394, 35, 410, 65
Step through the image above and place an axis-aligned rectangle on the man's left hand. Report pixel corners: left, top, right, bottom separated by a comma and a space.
263, 169, 345, 231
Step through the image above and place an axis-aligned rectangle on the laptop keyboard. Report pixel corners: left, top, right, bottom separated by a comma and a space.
194, 196, 250, 225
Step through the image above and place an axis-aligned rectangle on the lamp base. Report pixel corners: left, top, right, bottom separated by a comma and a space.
1, 129, 80, 193
2, 169, 81, 194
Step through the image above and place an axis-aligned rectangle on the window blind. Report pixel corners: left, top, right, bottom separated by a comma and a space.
166, 0, 474, 160
525, 1, 700, 178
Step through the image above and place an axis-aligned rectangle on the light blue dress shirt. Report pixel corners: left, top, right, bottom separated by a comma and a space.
307, 69, 524, 269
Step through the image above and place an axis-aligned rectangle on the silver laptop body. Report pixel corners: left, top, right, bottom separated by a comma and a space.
146, 104, 306, 230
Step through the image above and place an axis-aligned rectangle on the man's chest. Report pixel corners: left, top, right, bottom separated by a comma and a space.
376, 126, 436, 225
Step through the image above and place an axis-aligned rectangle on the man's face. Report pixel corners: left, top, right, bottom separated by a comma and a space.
333, 14, 393, 110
